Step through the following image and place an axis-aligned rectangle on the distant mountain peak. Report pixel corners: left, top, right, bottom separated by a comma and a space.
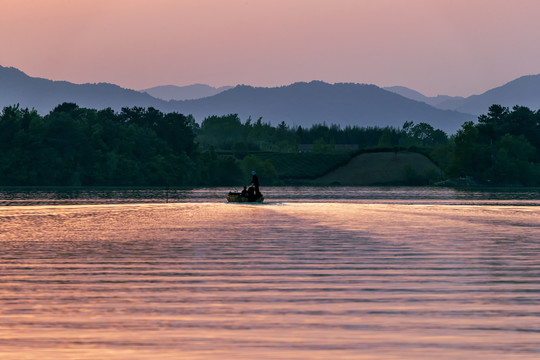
140, 83, 233, 101
384, 85, 466, 110
383, 86, 428, 102
449, 73, 540, 115
0, 65, 32, 79
0, 65, 165, 113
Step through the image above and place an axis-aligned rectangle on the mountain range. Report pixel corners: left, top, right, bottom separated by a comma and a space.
384, 74, 540, 115
0, 66, 165, 111
2, 65, 540, 133
172, 82, 472, 133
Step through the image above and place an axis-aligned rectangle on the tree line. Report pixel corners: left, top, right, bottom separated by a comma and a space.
0, 103, 240, 186
0, 102, 538, 186
447, 105, 540, 186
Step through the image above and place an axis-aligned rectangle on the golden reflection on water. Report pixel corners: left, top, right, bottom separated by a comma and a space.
0, 202, 539, 359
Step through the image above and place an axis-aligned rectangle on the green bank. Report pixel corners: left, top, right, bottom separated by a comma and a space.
1, 103, 538, 187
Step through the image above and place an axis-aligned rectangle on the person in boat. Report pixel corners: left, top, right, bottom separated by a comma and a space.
241, 186, 248, 198
250, 170, 261, 198
247, 185, 256, 202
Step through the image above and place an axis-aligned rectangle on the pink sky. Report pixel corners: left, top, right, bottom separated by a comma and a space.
2, 0, 540, 96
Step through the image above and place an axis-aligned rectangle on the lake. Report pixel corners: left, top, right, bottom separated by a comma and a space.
1, 187, 539, 359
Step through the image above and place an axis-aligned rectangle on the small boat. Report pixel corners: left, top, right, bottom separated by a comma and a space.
226, 191, 264, 203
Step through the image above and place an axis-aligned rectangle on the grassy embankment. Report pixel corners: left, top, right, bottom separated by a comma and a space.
257, 149, 443, 186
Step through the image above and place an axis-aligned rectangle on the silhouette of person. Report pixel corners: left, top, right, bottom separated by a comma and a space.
241, 186, 248, 198
247, 185, 256, 202
250, 170, 261, 197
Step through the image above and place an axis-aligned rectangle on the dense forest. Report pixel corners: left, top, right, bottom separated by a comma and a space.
448, 105, 540, 185
0, 103, 539, 186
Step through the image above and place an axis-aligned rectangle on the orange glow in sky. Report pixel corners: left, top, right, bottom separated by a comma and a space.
2, 0, 540, 96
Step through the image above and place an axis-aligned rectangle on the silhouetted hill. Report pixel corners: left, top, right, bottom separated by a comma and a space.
384, 86, 465, 108
311, 151, 442, 186
445, 74, 540, 115
386, 75, 540, 115
0, 65, 165, 113
174, 81, 473, 133
140, 84, 233, 101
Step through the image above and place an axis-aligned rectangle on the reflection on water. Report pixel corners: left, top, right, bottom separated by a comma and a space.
0, 186, 540, 206
0, 188, 539, 359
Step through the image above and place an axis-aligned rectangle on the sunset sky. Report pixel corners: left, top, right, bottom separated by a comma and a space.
2, 0, 540, 96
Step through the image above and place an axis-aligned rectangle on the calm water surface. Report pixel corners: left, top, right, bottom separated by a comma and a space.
1, 187, 539, 359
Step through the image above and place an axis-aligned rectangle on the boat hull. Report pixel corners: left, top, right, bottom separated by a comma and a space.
226, 192, 264, 203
